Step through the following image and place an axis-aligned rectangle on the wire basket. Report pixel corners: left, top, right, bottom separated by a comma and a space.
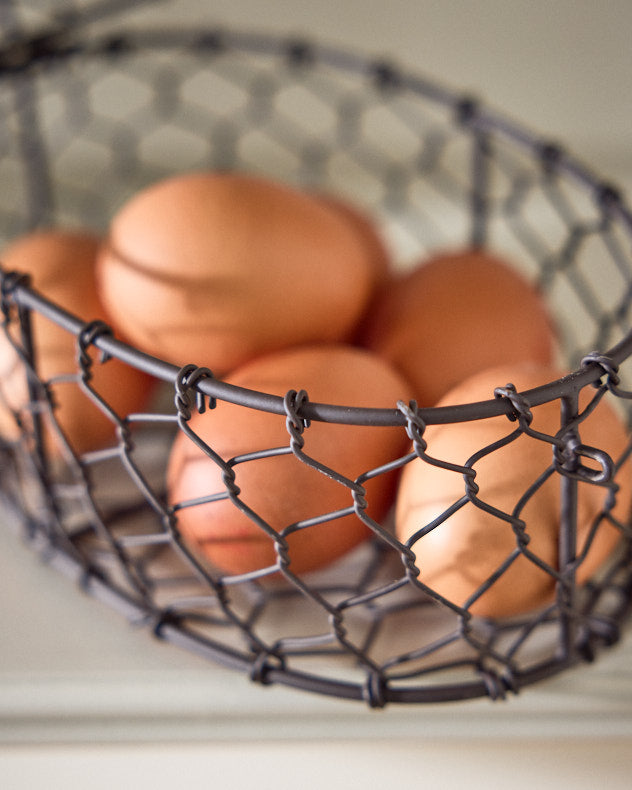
1, 4, 632, 708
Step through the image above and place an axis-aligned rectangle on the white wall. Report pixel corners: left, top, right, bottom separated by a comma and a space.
139, 0, 632, 177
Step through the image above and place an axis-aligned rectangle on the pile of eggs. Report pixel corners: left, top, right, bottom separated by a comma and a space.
1, 170, 629, 618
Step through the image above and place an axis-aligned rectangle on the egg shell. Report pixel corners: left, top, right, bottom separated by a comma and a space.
395, 362, 631, 618
0, 229, 156, 455
360, 248, 558, 406
315, 192, 394, 344
314, 192, 391, 285
167, 344, 413, 578
97, 171, 384, 374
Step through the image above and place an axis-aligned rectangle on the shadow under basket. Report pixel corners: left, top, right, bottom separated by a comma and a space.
1, 12, 632, 708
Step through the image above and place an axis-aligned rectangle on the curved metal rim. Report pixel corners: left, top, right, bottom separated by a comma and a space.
2, 24, 632, 426
5, 269, 632, 428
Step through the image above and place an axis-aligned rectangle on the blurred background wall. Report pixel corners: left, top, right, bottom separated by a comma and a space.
135, 0, 632, 176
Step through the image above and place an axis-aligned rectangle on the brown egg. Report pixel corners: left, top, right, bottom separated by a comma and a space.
395, 362, 631, 618
314, 192, 391, 286
360, 248, 558, 406
0, 229, 155, 455
97, 172, 384, 374
167, 344, 412, 578
315, 192, 393, 344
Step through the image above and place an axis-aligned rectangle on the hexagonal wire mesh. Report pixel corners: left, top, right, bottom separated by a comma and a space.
1, 8, 632, 707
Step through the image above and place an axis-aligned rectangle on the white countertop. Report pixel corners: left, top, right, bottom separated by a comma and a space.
2, 517, 632, 790
2, 512, 632, 744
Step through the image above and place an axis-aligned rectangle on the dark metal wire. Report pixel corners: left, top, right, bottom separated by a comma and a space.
1, 6, 632, 707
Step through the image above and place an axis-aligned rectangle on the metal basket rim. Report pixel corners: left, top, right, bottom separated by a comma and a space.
4, 272, 632, 428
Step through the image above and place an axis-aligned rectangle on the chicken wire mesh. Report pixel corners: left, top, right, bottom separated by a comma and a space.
1, 3, 632, 707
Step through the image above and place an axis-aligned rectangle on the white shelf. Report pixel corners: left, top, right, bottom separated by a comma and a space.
2, 516, 632, 745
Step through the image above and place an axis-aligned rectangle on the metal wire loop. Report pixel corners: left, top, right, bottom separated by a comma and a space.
552, 415, 617, 486
0, 268, 30, 315
362, 669, 387, 709
576, 616, 621, 662
581, 351, 621, 388
149, 608, 181, 640
193, 28, 226, 55
479, 666, 508, 701
500, 668, 519, 696
76, 562, 104, 593
285, 38, 314, 66
77, 319, 113, 366
250, 650, 285, 686
555, 439, 616, 485
397, 399, 427, 452
579, 446, 616, 485
371, 59, 402, 91
597, 183, 623, 212
283, 388, 310, 436
174, 363, 216, 420
455, 94, 480, 126
587, 615, 621, 648
494, 383, 533, 425
538, 140, 565, 173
